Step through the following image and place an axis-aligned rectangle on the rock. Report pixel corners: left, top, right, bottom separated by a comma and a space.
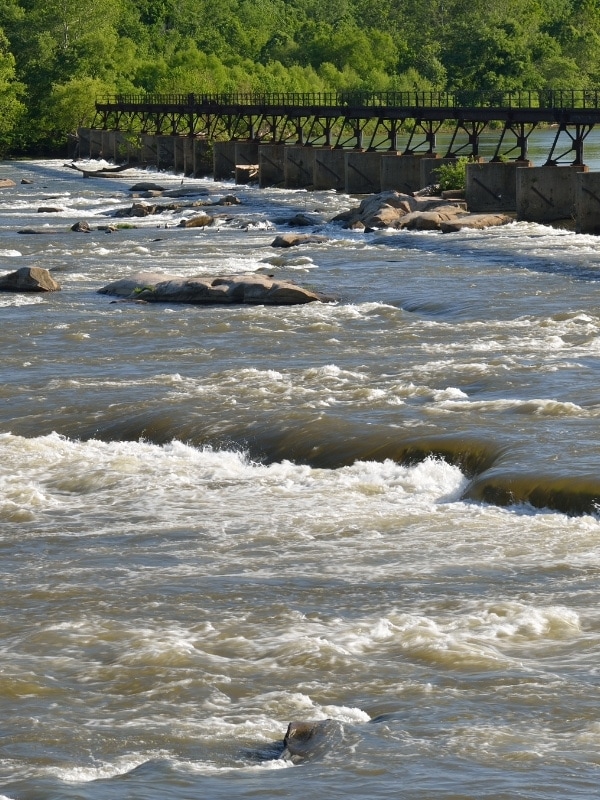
332, 190, 469, 230
280, 720, 344, 764
129, 182, 165, 192
214, 194, 241, 205
271, 233, 328, 247
0, 179, 16, 189
178, 212, 214, 228
37, 206, 64, 213
71, 220, 92, 232
0, 266, 60, 292
21, 179, 33, 185
399, 205, 470, 231
113, 201, 156, 218
98, 270, 331, 305
18, 228, 55, 234
440, 213, 513, 232
287, 212, 323, 227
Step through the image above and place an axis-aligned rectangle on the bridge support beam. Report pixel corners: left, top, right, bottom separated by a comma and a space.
284, 146, 316, 188
313, 148, 346, 191
466, 161, 533, 212
380, 153, 431, 193
345, 151, 382, 194
259, 144, 286, 187
575, 172, 600, 233
517, 165, 588, 223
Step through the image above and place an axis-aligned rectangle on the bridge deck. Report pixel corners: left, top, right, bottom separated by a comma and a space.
93, 90, 600, 164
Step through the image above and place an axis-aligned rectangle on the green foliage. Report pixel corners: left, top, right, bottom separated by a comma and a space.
3, 0, 600, 154
433, 157, 469, 191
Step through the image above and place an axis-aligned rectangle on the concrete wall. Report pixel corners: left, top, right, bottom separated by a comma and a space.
380, 154, 428, 193
284, 146, 316, 188
466, 160, 533, 212
313, 148, 346, 191
259, 144, 286, 187
576, 172, 600, 233
234, 141, 260, 167
213, 141, 237, 180
517, 165, 588, 223
345, 151, 382, 194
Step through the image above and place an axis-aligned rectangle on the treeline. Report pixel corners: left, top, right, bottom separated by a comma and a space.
1, 0, 600, 156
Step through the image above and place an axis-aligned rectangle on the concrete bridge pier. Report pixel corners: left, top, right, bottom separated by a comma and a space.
157, 136, 175, 169
313, 148, 346, 191
89, 129, 104, 158
213, 141, 237, 180
517, 165, 588, 223
380, 154, 430, 193
466, 160, 533, 211
576, 172, 600, 233
234, 141, 260, 183
345, 151, 382, 194
284, 146, 315, 188
259, 144, 286, 187
193, 138, 212, 176
141, 134, 158, 166
77, 128, 91, 158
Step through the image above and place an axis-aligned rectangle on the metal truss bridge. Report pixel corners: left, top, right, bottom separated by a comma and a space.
93, 90, 600, 166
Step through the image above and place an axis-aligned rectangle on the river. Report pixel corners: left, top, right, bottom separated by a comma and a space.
1, 150, 600, 799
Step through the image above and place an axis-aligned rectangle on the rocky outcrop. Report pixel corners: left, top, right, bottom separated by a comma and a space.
98, 270, 331, 305
332, 190, 510, 232
0, 266, 61, 292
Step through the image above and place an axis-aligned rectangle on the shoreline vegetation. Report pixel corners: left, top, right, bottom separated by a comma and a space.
2, 0, 600, 157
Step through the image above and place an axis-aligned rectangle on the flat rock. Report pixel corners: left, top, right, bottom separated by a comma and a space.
0, 266, 61, 292
271, 233, 328, 247
98, 270, 331, 305
0, 179, 16, 189
129, 182, 166, 192
440, 213, 513, 232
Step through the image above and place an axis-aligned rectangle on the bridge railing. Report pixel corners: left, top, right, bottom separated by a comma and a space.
97, 90, 600, 110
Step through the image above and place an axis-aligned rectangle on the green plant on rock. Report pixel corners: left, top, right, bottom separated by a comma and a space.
433, 156, 469, 191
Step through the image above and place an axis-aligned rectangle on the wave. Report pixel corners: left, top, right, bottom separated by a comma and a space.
6, 404, 599, 515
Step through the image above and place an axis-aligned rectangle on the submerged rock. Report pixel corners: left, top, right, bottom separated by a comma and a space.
0, 266, 60, 292
280, 719, 344, 764
98, 270, 331, 305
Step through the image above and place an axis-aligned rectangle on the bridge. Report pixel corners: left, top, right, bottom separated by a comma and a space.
93, 90, 600, 165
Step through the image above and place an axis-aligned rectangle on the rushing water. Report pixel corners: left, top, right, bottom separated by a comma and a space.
1, 152, 600, 799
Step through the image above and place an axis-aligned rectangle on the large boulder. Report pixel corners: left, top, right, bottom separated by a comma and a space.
332, 190, 474, 231
0, 266, 61, 292
0, 179, 16, 189
98, 270, 331, 305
